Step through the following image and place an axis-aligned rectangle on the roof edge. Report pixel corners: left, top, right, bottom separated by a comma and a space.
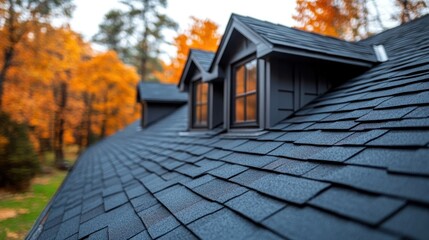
178, 49, 215, 91
207, 13, 273, 72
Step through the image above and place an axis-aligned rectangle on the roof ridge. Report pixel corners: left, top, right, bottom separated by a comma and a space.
232, 13, 370, 46
191, 49, 216, 54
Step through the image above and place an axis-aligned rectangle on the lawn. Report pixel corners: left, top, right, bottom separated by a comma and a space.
0, 170, 67, 239
0, 145, 78, 239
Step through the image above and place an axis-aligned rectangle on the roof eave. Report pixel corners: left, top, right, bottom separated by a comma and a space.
179, 50, 213, 91
261, 45, 376, 68
142, 99, 187, 104
208, 14, 273, 73
178, 50, 196, 92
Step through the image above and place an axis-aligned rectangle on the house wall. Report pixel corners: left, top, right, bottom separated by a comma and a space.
222, 31, 259, 131
143, 102, 185, 127
267, 56, 367, 126
208, 27, 370, 130
211, 82, 224, 129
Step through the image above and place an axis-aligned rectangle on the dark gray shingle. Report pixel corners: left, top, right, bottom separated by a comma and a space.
222, 153, 278, 167
294, 131, 353, 145
155, 185, 221, 224
138, 82, 187, 103
308, 146, 364, 162
383, 205, 429, 240
347, 148, 429, 176
309, 187, 405, 225
226, 191, 285, 222
137, 204, 180, 238
263, 206, 395, 240
367, 130, 429, 146
188, 208, 260, 240
193, 178, 247, 203
231, 169, 329, 204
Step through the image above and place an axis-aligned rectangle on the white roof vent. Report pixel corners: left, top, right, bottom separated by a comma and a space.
373, 45, 388, 62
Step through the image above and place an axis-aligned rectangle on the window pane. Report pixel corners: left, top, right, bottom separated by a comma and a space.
201, 83, 208, 104
246, 93, 257, 121
235, 97, 245, 123
246, 60, 257, 92
195, 105, 201, 124
235, 65, 245, 95
195, 83, 201, 103
201, 104, 208, 125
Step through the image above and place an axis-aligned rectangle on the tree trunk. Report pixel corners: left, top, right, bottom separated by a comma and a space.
0, 47, 14, 108
99, 91, 110, 138
82, 93, 94, 148
53, 82, 67, 168
0, 1, 19, 109
100, 117, 107, 138
85, 103, 92, 147
140, 0, 150, 80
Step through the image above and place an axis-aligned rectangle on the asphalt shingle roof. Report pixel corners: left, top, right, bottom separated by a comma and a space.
233, 14, 378, 63
137, 82, 187, 102
29, 14, 429, 240
191, 50, 215, 72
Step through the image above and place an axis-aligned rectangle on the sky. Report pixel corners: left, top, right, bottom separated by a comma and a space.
69, 0, 297, 59
69, 0, 407, 61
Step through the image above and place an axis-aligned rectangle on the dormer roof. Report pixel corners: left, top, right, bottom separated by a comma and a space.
137, 82, 187, 103
178, 49, 215, 91
208, 14, 381, 77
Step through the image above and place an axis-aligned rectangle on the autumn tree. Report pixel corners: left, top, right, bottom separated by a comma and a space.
73, 51, 139, 147
0, 0, 74, 108
94, 0, 177, 81
0, 111, 38, 190
293, 0, 370, 40
2, 24, 89, 167
294, 0, 429, 40
156, 17, 221, 84
45, 27, 87, 167
395, 0, 428, 23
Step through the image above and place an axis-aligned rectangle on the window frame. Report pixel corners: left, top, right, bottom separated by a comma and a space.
192, 80, 209, 129
231, 57, 259, 128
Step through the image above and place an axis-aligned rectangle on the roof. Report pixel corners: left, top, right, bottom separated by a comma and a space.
29, 15, 429, 240
208, 14, 379, 75
191, 49, 214, 72
233, 14, 378, 62
137, 82, 187, 103
178, 49, 215, 90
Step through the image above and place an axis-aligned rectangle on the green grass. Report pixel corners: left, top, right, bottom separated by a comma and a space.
0, 170, 67, 240
0, 146, 78, 239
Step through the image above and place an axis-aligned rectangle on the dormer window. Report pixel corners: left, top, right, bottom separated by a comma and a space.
193, 81, 209, 128
232, 58, 257, 126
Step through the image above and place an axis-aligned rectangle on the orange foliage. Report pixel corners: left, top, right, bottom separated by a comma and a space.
293, 0, 369, 40
3, 25, 87, 150
73, 51, 139, 138
156, 17, 221, 84
1, 20, 140, 155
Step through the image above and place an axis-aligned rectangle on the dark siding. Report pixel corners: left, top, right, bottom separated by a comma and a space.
298, 64, 329, 107
144, 102, 185, 127
221, 31, 258, 130
220, 30, 256, 68
211, 82, 224, 128
269, 60, 295, 126
268, 58, 335, 127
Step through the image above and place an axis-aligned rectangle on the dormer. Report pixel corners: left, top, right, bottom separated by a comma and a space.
179, 50, 223, 130
137, 82, 187, 128
205, 14, 384, 130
